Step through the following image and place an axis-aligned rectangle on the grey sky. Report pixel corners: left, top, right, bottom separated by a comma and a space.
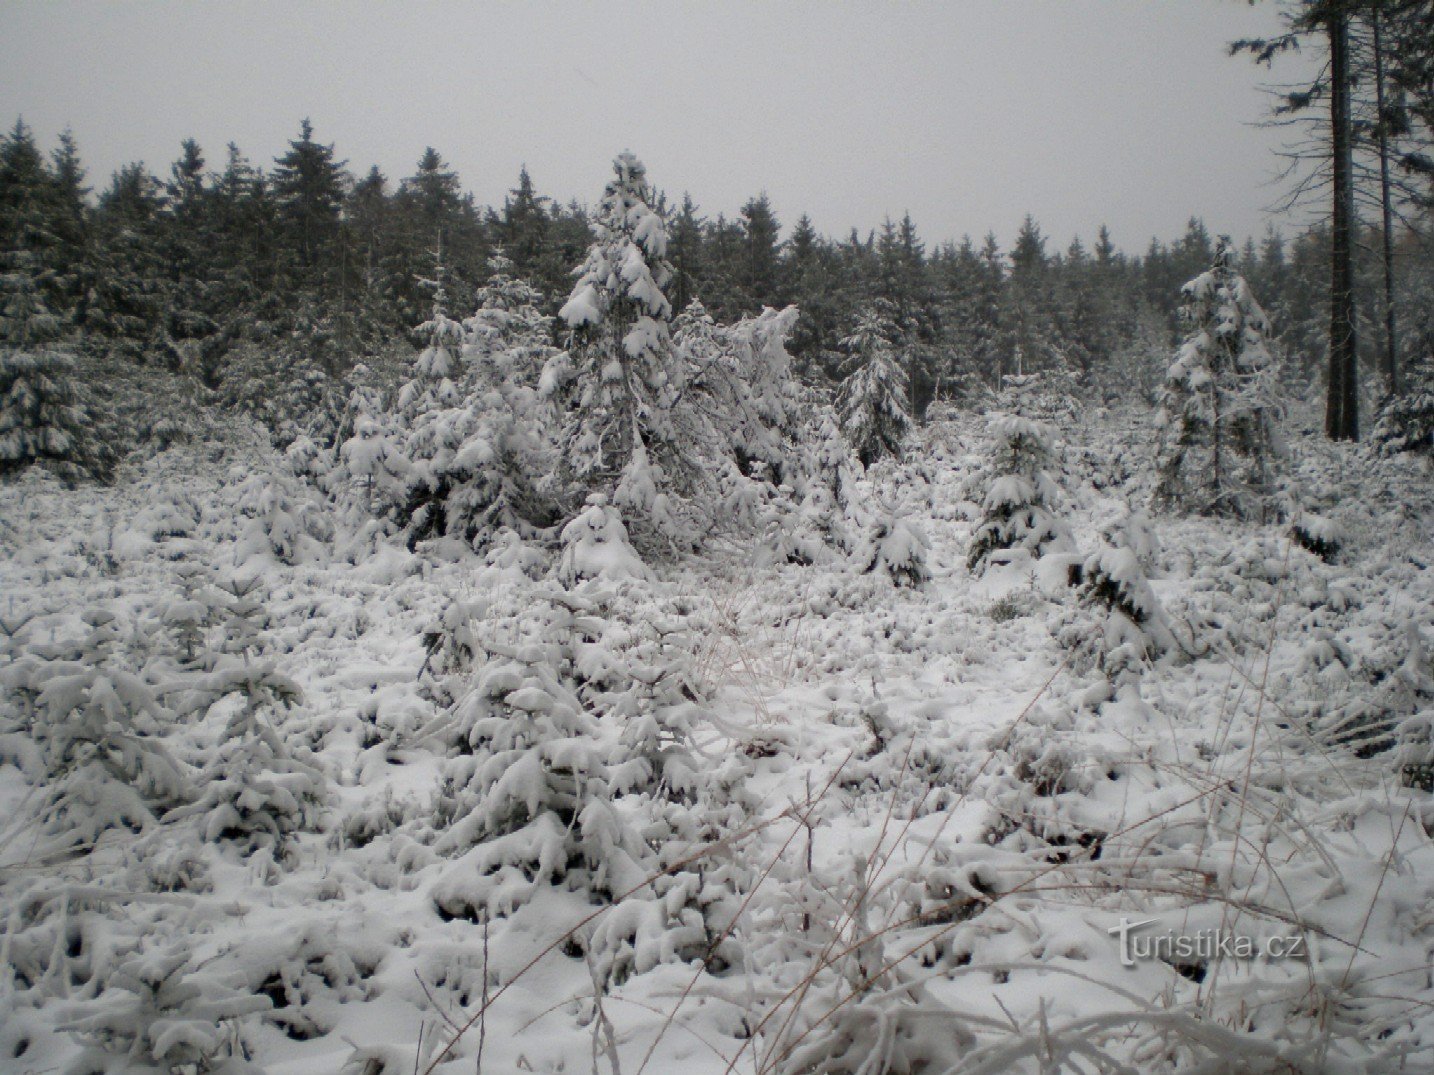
0, 1, 1313, 254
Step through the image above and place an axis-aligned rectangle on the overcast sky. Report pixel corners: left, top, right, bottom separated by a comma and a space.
0, 1, 1315, 254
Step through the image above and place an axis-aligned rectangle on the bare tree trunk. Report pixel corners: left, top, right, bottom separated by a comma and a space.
1327, 8, 1360, 441
1372, 9, 1400, 396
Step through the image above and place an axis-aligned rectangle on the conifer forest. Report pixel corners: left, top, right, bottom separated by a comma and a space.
2, 3, 1434, 1073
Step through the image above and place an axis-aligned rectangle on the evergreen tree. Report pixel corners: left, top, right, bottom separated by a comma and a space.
392, 147, 483, 326
667, 193, 706, 315
1, 189, 115, 481
165, 578, 325, 859
47, 128, 90, 312
1, 120, 71, 318
400, 148, 463, 251
738, 192, 783, 310
85, 163, 171, 361
784, 213, 842, 370
1154, 237, 1284, 520
967, 414, 1070, 574
396, 254, 558, 544
837, 303, 910, 468
495, 165, 552, 287
554, 151, 681, 508
21, 611, 190, 849
161, 139, 221, 349
999, 214, 1062, 378
271, 118, 347, 275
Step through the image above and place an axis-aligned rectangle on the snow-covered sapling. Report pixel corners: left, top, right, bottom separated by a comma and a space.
1290, 511, 1344, 563
26, 611, 190, 849
556, 496, 650, 587
432, 602, 644, 918
967, 414, 1070, 574
838, 304, 910, 469
1154, 237, 1283, 520
165, 578, 325, 858
857, 511, 930, 588
1065, 522, 1175, 685
61, 944, 269, 1075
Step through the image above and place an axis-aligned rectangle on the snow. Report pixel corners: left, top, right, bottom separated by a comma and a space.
1, 404, 1432, 1074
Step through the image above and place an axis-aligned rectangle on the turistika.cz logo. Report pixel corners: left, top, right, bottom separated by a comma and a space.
1107, 917, 1307, 968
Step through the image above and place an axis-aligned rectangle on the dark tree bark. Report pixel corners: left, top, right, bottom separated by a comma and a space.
1327, 8, 1360, 441
1371, 9, 1400, 396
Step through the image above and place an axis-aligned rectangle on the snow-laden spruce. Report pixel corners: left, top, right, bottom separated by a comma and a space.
395, 255, 558, 546
1154, 237, 1283, 521
547, 154, 812, 550
551, 152, 682, 517
430, 587, 649, 919
967, 413, 1070, 574
838, 303, 910, 469
164, 577, 326, 859
2, 609, 190, 850
0, 251, 114, 482
1060, 511, 1175, 687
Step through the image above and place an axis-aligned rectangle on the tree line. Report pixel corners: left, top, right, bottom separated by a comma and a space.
2, 111, 1431, 441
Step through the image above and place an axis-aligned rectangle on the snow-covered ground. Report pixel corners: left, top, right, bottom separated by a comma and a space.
2, 407, 1431, 1074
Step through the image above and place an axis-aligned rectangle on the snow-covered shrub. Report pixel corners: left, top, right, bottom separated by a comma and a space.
556, 496, 650, 587
166, 665, 324, 858
856, 512, 929, 587
226, 925, 380, 1044
395, 256, 559, 547
838, 304, 910, 468
1373, 355, 1434, 457
752, 845, 976, 1075
1313, 621, 1434, 762
997, 369, 1080, 427
61, 945, 268, 1075
1154, 237, 1284, 520
967, 414, 1070, 574
23, 613, 190, 849
427, 581, 742, 993
165, 579, 325, 858
1290, 510, 1344, 562
771, 982, 973, 1075
804, 408, 858, 546
232, 470, 332, 565
563, 587, 713, 803
283, 432, 332, 493
336, 374, 409, 514
431, 599, 644, 918
157, 563, 216, 669
755, 488, 834, 567
1062, 531, 1175, 685
0, 349, 115, 484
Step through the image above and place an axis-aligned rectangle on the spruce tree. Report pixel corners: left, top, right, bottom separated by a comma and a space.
554, 152, 682, 508
967, 414, 1070, 575
85, 162, 171, 362
837, 304, 910, 468
1, 203, 115, 480
738, 192, 782, 310
1154, 237, 1283, 520
271, 118, 347, 276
